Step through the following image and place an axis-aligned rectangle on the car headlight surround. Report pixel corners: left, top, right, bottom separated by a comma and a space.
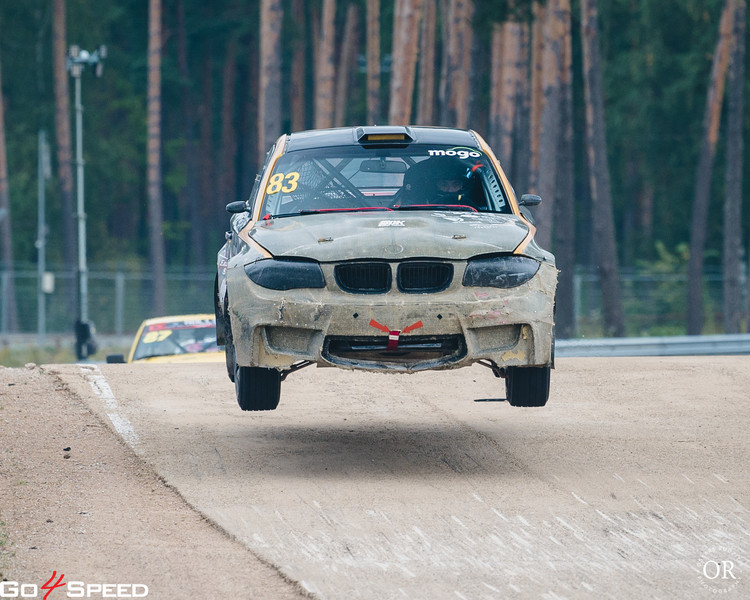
244, 258, 325, 290
462, 255, 540, 289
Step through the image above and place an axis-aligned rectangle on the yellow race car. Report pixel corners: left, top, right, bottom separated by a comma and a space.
107, 314, 225, 364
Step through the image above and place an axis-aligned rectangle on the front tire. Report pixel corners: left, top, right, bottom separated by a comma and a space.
235, 364, 282, 411
505, 366, 550, 407
223, 296, 236, 382
225, 334, 236, 382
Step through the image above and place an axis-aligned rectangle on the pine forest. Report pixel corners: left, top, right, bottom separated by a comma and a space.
0, 0, 748, 338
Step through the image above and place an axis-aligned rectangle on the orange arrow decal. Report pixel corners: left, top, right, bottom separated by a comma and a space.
369, 319, 391, 333
402, 320, 423, 334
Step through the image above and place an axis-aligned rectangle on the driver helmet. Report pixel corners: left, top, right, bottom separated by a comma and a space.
427, 157, 471, 202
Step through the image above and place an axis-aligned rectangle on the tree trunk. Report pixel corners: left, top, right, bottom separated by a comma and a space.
440, 0, 473, 128
552, 0, 575, 339
580, 0, 625, 337
52, 0, 77, 313
147, 0, 166, 315
489, 24, 503, 152
416, 0, 436, 125
723, 0, 745, 333
290, 0, 306, 132
513, 22, 531, 195
221, 37, 239, 207
335, 3, 360, 127
259, 0, 283, 158
535, 0, 565, 250
389, 0, 423, 125
466, 15, 482, 129
198, 51, 215, 227
528, 1, 545, 194
315, 0, 336, 129
176, 0, 202, 266
687, 0, 732, 335
0, 47, 18, 332
242, 27, 260, 187
366, 0, 381, 124
500, 20, 523, 171
489, 18, 523, 175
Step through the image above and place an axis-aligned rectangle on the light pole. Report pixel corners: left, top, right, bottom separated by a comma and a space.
37, 130, 51, 343
67, 44, 105, 359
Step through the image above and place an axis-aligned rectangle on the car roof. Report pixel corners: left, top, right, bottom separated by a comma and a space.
138, 314, 215, 328
284, 126, 480, 152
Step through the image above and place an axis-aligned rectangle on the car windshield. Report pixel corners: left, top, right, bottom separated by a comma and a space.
258, 144, 511, 218
132, 319, 220, 361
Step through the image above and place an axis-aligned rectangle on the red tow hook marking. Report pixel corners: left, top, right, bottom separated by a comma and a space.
387, 330, 401, 350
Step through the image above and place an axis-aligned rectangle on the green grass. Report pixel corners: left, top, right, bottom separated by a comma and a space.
0, 342, 129, 367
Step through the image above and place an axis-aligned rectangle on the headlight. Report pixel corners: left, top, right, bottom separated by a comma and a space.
462, 255, 540, 289
244, 259, 325, 290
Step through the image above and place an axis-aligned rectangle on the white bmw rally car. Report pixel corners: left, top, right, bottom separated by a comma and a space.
215, 126, 557, 411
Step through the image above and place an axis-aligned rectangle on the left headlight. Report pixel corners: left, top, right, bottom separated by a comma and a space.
244, 258, 326, 290
462, 255, 540, 289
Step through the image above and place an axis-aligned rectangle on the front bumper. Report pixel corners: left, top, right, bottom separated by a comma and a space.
227, 260, 557, 373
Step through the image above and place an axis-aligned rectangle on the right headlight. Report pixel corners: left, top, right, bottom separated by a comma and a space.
462, 255, 540, 289
244, 258, 325, 290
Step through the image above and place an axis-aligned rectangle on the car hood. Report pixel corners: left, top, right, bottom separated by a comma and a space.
249, 212, 533, 262
133, 352, 225, 364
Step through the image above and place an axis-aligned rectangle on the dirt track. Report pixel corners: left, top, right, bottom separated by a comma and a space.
1, 357, 748, 599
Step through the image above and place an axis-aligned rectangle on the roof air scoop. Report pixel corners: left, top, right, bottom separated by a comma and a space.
356, 126, 414, 145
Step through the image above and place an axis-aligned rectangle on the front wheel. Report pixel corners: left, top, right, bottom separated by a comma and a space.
223, 299, 236, 382
235, 364, 282, 411
505, 366, 550, 407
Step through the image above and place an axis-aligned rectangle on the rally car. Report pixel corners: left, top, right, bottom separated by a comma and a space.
106, 314, 224, 363
215, 126, 557, 411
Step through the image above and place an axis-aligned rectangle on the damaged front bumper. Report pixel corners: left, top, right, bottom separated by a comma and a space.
227, 260, 557, 373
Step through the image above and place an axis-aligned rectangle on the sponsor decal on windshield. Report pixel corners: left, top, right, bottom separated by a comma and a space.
427, 147, 483, 160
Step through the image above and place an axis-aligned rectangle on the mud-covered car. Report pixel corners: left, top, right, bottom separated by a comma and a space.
215, 126, 557, 411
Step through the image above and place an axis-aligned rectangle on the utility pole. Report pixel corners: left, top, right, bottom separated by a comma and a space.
67, 44, 105, 360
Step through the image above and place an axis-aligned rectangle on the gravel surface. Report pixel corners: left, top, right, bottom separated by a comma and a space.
2, 357, 749, 599
0, 364, 308, 600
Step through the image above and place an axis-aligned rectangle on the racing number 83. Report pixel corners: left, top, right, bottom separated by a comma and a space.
266, 171, 300, 194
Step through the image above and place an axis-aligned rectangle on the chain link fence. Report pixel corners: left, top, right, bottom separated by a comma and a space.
573, 268, 731, 337
1, 264, 215, 337
0, 264, 744, 338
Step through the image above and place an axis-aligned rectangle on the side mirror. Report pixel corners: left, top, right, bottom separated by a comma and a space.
106, 354, 126, 364
519, 194, 542, 207
226, 201, 250, 214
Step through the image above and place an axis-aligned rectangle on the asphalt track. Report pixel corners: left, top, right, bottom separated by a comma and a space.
53, 356, 749, 599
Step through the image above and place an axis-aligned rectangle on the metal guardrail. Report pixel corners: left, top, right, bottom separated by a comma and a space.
2, 333, 750, 358
556, 334, 750, 357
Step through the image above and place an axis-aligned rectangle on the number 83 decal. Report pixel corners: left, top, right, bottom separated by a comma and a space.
266, 171, 300, 194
